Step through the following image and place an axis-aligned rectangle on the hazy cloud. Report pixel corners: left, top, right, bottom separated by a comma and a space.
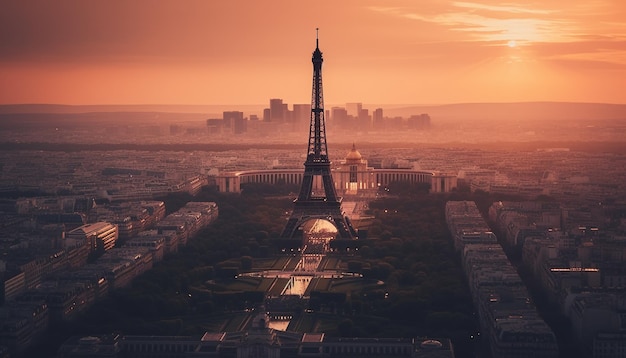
369, 0, 626, 65
452, 2, 555, 15
2, 0, 625, 104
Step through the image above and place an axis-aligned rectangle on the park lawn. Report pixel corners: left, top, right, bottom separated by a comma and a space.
270, 257, 291, 270
316, 278, 332, 291
322, 257, 340, 270
329, 278, 366, 293
313, 314, 344, 334
256, 278, 277, 293
225, 277, 262, 291
304, 278, 319, 297
305, 278, 331, 296
268, 278, 290, 296
288, 313, 317, 333
254, 258, 279, 270
182, 316, 229, 335
317, 257, 329, 270
222, 313, 251, 332
284, 257, 299, 271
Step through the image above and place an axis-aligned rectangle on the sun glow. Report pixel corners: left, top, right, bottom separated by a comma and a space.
2, 1, 626, 105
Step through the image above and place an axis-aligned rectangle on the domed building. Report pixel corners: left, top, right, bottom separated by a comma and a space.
345, 143, 364, 162
333, 143, 376, 195
216, 144, 457, 195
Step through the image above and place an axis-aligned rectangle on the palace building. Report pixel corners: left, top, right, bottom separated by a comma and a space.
216, 144, 457, 195
58, 312, 455, 358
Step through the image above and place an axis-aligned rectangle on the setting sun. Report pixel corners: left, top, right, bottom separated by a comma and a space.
507, 40, 517, 48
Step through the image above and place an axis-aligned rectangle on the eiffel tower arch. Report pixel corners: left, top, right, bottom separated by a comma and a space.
280, 31, 359, 241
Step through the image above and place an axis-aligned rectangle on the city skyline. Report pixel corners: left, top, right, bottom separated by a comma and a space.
1, 0, 626, 106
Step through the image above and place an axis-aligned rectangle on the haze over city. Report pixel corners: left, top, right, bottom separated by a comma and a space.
2, 2, 626, 358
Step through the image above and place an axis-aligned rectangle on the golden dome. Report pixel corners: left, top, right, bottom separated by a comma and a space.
346, 143, 362, 161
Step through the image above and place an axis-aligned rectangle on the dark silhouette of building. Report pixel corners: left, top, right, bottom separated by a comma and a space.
263, 107, 271, 122
206, 118, 222, 135
223, 111, 246, 135
358, 108, 371, 131
330, 106, 348, 130
292, 104, 311, 132
373, 108, 384, 130
281, 31, 358, 241
407, 114, 431, 130
269, 98, 285, 123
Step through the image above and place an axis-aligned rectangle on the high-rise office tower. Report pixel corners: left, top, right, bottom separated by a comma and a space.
269, 98, 284, 123
293, 104, 312, 131
373, 108, 384, 130
346, 102, 362, 118
331, 106, 349, 129
223, 111, 245, 135
358, 108, 371, 131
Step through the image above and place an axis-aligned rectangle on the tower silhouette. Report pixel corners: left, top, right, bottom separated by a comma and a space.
281, 30, 358, 240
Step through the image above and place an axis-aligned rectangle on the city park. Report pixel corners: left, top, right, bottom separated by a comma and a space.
27, 182, 493, 358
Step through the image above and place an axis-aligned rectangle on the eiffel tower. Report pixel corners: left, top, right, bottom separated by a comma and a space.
281, 31, 358, 240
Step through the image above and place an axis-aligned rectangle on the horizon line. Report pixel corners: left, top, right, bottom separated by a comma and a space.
1, 100, 625, 107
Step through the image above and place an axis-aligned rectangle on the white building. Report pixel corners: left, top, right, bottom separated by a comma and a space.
66, 222, 118, 253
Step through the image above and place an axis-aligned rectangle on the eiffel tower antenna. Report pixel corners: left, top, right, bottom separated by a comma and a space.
316, 27, 319, 47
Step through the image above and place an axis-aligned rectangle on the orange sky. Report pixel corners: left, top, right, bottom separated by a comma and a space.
1, 0, 625, 105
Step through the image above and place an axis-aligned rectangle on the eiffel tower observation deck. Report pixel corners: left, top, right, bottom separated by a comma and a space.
280, 30, 358, 240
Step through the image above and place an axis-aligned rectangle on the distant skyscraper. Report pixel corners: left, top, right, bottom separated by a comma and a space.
293, 104, 311, 130
346, 102, 362, 117
331, 107, 348, 129
373, 108, 384, 130
206, 118, 223, 135
223, 111, 245, 134
408, 114, 431, 130
269, 98, 284, 123
358, 108, 371, 131
282, 103, 290, 123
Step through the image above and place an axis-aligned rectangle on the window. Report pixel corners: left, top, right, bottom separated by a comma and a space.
349, 165, 357, 182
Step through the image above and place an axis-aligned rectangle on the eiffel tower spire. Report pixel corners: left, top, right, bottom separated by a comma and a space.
281, 30, 358, 240
306, 28, 329, 162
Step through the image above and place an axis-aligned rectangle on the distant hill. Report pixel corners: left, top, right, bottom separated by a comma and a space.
0, 104, 266, 116
0, 111, 213, 130
378, 102, 626, 122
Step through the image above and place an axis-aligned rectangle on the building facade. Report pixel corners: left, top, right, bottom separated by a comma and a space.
66, 222, 119, 253
216, 144, 457, 195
